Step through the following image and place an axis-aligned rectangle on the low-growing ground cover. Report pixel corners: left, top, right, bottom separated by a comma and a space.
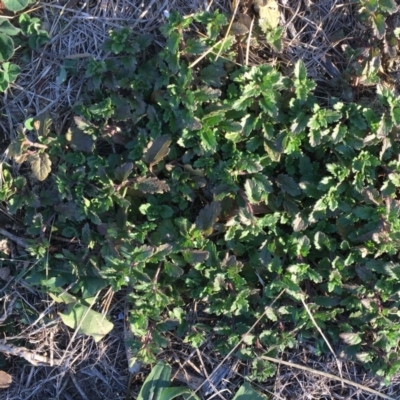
1, 0, 400, 399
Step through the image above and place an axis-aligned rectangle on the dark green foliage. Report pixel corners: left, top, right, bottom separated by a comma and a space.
4, 9, 400, 382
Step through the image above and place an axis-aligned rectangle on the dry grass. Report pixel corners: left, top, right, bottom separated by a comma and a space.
1, 0, 400, 399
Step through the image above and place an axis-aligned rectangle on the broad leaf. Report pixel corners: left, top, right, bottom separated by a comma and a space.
137, 362, 171, 400
3, 0, 29, 12
0, 18, 20, 36
28, 153, 52, 181
66, 127, 94, 153
136, 177, 170, 194
195, 201, 221, 235
115, 162, 133, 182
232, 382, 267, 400
161, 387, 201, 400
183, 250, 209, 265
339, 332, 362, 345
371, 13, 386, 39
0, 33, 14, 62
143, 135, 171, 167
379, 0, 398, 14
59, 303, 114, 342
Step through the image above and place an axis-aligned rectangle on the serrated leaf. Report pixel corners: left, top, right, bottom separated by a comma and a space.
291, 112, 310, 134
200, 129, 217, 152
265, 306, 277, 321
276, 174, 301, 196
195, 201, 221, 235
200, 63, 227, 87
339, 332, 362, 345
244, 175, 272, 204
314, 231, 330, 250
143, 135, 171, 167
28, 152, 51, 181
377, 113, 393, 137
136, 177, 170, 194
185, 38, 209, 55
59, 303, 114, 342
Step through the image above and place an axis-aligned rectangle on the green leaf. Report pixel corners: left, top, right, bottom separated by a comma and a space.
160, 387, 201, 400
265, 26, 283, 52
1, 62, 20, 84
137, 362, 171, 400
59, 303, 114, 342
115, 162, 133, 182
232, 382, 268, 400
166, 31, 181, 53
0, 33, 14, 62
294, 60, 307, 82
0, 18, 20, 36
378, 0, 398, 14
3, 0, 29, 12
339, 332, 362, 345
244, 175, 272, 204
276, 174, 301, 196
183, 250, 209, 265
28, 153, 52, 181
364, 0, 378, 12
195, 201, 221, 236
200, 129, 217, 152
314, 231, 330, 250
378, 114, 393, 138
314, 296, 341, 307
143, 135, 172, 167
371, 13, 386, 39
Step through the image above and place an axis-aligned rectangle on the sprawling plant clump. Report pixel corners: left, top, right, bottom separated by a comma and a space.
3, 10, 400, 380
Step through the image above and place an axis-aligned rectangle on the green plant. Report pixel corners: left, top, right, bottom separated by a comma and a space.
18, 13, 49, 49
137, 361, 266, 400
3, 8, 400, 384
0, 17, 20, 89
358, 0, 398, 39
0, 0, 49, 92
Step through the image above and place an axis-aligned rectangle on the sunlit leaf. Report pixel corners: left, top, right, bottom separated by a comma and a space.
28, 153, 52, 181
59, 303, 114, 342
